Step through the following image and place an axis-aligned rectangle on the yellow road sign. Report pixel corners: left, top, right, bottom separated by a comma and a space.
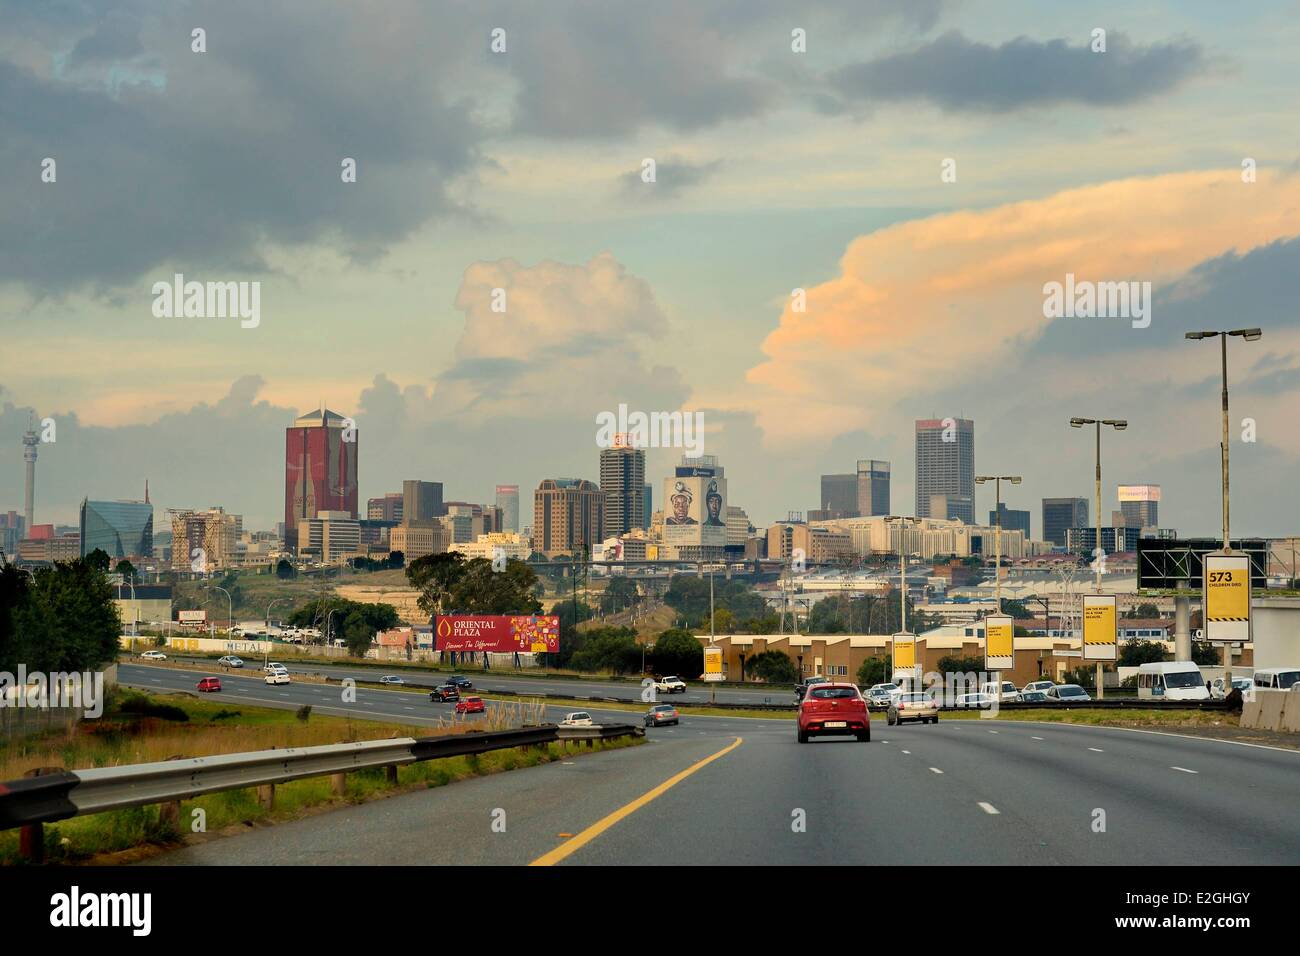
1204, 553, 1251, 643
984, 615, 1014, 671
1082, 594, 1117, 662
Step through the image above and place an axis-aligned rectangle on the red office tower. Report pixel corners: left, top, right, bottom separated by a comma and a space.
284, 406, 358, 551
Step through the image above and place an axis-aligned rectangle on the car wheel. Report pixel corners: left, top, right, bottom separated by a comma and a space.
856, 732, 869, 742
797, 728, 808, 743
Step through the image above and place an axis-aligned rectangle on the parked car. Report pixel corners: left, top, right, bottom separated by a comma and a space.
653, 676, 687, 694
798, 682, 870, 743
1021, 680, 1055, 695
869, 682, 903, 706
954, 692, 997, 708
265, 671, 290, 685
1251, 667, 1300, 691
1210, 676, 1254, 700
446, 675, 474, 690
1020, 690, 1050, 703
1045, 684, 1090, 702
561, 712, 594, 726
196, 677, 222, 693
140, 650, 167, 661
378, 675, 405, 685
429, 684, 460, 702
644, 704, 679, 727
888, 692, 939, 725
981, 680, 1023, 703
455, 696, 486, 714
216, 655, 243, 668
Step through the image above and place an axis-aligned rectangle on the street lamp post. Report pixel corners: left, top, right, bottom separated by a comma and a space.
975, 475, 1022, 615
207, 585, 233, 634
884, 516, 920, 687
1185, 327, 1261, 689
1069, 417, 1127, 699
267, 597, 288, 636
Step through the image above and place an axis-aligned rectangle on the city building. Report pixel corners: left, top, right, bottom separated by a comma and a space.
390, 521, 451, 561
1118, 484, 1160, 529
643, 483, 653, 530
819, 473, 858, 518
366, 493, 403, 522
113, 583, 173, 629
1065, 526, 1141, 556
170, 508, 242, 571
284, 406, 358, 551
403, 480, 444, 523
22, 412, 38, 533
599, 436, 646, 537
451, 531, 532, 562
766, 521, 854, 564
80, 499, 154, 560
1042, 497, 1089, 547
296, 510, 361, 563
18, 532, 80, 562
818, 459, 890, 520
533, 479, 604, 558
0, 511, 25, 559
988, 503, 1031, 539
495, 485, 520, 532
725, 505, 751, 552
858, 459, 890, 515
442, 504, 483, 544
915, 419, 974, 523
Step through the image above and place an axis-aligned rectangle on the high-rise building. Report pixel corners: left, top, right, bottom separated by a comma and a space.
988, 504, 1031, 539
80, 499, 154, 559
819, 473, 858, 517
0, 511, 25, 558
1118, 484, 1160, 529
1042, 497, 1088, 547
367, 493, 403, 522
599, 437, 646, 537
495, 484, 520, 532
169, 508, 241, 570
643, 483, 652, 529
402, 480, 444, 523
533, 479, 604, 557
915, 419, 974, 523
284, 406, 358, 551
857, 459, 891, 516
296, 510, 361, 562
390, 522, 451, 561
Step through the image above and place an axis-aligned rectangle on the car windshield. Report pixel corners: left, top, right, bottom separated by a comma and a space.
1164, 671, 1202, 688
654, 705, 674, 712
1059, 686, 1086, 696
1274, 671, 1300, 689
878, 684, 897, 691
810, 687, 857, 699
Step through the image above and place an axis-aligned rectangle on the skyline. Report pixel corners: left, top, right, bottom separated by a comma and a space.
2, 1, 1299, 536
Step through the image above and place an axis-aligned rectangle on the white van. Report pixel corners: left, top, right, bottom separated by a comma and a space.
1251, 667, 1300, 691
981, 680, 1022, 702
1137, 661, 1210, 700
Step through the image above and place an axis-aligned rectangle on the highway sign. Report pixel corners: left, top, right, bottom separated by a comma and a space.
703, 645, 724, 682
1082, 594, 1117, 662
1137, 537, 1267, 590
1203, 553, 1251, 643
984, 615, 1014, 672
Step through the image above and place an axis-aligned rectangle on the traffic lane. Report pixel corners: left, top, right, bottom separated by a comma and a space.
160, 655, 788, 705
145, 734, 734, 865
556, 719, 1042, 866
120, 663, 768, 737
884, 718, 1300, 864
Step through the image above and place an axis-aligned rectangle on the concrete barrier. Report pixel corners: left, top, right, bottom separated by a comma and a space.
1284, 693, 1300, 733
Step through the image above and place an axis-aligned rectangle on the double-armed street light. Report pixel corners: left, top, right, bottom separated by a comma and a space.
974, 475, 1022, 614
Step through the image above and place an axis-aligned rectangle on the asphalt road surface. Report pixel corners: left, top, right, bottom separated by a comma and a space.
124, 664, 1300, 866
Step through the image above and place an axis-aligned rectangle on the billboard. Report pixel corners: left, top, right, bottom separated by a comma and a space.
1082, 594, 1118, 662
703, 645, 724, 681
663, 475, 727, 551
984, 615, 1014, 671
892, 632, 919, 680
435, 615, 560, 653
178, 609, 207, 625
1117, 485, 1161, 502
1203, 554, 1251, 643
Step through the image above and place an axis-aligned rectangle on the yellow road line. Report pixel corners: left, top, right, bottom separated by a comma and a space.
529, 736, 743, 866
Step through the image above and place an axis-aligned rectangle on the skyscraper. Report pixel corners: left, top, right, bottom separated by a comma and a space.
402, 480, 444, 523
857, 459, 890, 515
1118, 484, 1160, 529
643, 483, 652, 529
915, 419, 974, 523
599, 437, 645, 537
495, 484, 520, 532
989, 503, 1031, 539
534, 479, 604, 557
284, 406, 358, 551
1042, 497, 1088, 547
819, 473, 858, 517
80, 499, 154, 559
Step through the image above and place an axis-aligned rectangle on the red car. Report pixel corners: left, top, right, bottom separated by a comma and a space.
196, 677, 222, 693
797, 682, 870, 743
455, 696, 486, 715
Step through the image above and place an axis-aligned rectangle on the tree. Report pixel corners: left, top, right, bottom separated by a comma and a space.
1002, 599, 1034, 620
386, 551, 404, 570
856, 656, 888, 687
84, 548, 111, 573
749, 650, 798, 683
407, 551, 467, 619
935, 655, 985, 677
1119, 640, 1166, 667
115, 559, 137, 580
1191, 641, 1221, 666
543, 599, 595, 668
711, 607, 735, 634
741, 614, 780, 635
651, 628, 704, 679
288, 597, 399, 653
600, 576, 641, 614
1125, 602, 1160, 619
275, 558, 296, 580
1, 559, 121, 673
569, 626, 640, 675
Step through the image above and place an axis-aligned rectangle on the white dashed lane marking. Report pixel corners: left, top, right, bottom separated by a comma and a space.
1172, 766, 1199, 774
929, 767, 944, 775
978, 802, 1000, 815
1088, 747, 1105, 753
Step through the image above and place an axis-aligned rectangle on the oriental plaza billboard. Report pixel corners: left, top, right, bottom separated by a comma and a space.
434, 615, 560, 653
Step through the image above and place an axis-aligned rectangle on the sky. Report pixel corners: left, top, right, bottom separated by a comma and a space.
1, 0, 1299, 538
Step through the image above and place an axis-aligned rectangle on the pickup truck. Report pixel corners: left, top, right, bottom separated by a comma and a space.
653, 676, 687, 694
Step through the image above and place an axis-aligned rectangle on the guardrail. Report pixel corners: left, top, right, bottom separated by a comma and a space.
0, 723, 643, 861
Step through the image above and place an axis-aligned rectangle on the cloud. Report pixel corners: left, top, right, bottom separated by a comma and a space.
618, 157, 724, 200
829, 30, 1205, 112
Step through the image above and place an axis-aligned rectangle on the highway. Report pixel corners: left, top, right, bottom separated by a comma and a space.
122, 665, 1300, 866
157, 655, 791, 705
